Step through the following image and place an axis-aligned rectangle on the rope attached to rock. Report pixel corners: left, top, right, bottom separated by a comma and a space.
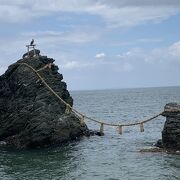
36, 63, 52, 72
18, 62, 166, 134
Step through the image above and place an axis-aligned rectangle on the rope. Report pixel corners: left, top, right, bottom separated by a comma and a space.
37, 63, 52, 72
17, 62, 171, 134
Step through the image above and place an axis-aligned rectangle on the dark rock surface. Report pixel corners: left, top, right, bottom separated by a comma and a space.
0, 50, 89, 148
161, 103, 180, 151
154, 139, 163, 149
22, 49, 40, 59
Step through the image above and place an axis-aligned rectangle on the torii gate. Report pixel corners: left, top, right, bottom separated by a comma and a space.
26, 44, 37, 57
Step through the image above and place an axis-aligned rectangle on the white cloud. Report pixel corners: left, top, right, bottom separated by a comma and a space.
169, 41, 180, 58
22, 30, 101, 45
95, 52, 106, 58
116, 41, 180, 64
62, 61, 80, 69
143, 41, 180, 64
0, 28, 101, 65
94, 5, 179, 27
99, 0, 180, 7
0, 0, 180, 27
0, 3, 45, 23
61, 61, 94, 70
117, 48, 144, 60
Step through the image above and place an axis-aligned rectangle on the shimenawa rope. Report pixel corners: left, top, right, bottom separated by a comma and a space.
17, 62, 165, 134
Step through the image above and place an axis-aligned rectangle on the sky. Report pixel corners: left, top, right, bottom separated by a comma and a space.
0, 0, 180, 90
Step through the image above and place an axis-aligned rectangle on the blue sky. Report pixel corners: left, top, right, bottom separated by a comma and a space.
0, 0, 180, 90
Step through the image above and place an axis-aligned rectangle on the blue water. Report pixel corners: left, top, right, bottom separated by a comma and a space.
0, 86, 180, 180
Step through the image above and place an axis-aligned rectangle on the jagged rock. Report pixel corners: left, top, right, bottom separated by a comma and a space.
0, 50, 89, 148
161, 103, 180, 151
139, 147, 165, 153
155, 139, 163, 148
22, 49, 40, 59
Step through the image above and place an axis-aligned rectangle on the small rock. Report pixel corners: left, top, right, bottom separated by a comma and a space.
154, 139, 163, 148
161, 103, 180, 151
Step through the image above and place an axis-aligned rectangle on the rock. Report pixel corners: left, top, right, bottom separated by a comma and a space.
22, 49, 40, 59
161, 103, 180, 151
154, 139, 163, 148
0, 50, 89, 148
88, 130, 104, 136
139, 147, 165, 153
0, 141, 7, 145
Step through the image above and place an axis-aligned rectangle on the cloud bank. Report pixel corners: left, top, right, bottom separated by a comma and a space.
0, 0, 180, 27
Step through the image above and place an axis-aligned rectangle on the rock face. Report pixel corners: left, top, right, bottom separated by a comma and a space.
22, 49, 40, 59
0, 50, 89, 148
161, 103, 180, 151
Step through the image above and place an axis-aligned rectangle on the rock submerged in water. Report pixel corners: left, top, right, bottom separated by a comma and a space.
0, 50, 90, 148
139, 103, 180, 153
161, 103, 180, 151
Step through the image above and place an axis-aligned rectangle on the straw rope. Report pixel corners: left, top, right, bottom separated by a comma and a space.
36, 63, 52, 72
17, 62, 177, 134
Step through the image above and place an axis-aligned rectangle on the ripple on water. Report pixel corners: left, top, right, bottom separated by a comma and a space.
1, 87, 180, 179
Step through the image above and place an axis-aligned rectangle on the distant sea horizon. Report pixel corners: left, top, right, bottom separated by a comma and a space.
70, 85, 180, 92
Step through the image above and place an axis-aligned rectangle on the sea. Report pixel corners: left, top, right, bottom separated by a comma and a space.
0, 86, 180, 180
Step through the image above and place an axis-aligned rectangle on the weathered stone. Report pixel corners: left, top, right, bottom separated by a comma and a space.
0, 51, 89, 148
22, 49, 40, 59
155, 139, 163, 148
161, 103, 180, 151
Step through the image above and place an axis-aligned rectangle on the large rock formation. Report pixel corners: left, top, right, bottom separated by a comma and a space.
0, 50, 89, 148
161, 103, 180, 151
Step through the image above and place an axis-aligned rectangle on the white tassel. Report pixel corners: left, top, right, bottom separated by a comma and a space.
48, 63, 52, 69
140, 123, 144, 132
100, 123, 104, 134
118, 125, 123, 135
65, 104, 71, 114
80, 115, 85, 125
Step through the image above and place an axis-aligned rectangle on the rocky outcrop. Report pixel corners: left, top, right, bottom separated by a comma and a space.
161, 103, 180, 151
22, 49, 40, 59
0, 50, 89, 148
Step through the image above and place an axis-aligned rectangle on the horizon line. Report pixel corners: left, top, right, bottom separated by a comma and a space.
69, 85, 180, 92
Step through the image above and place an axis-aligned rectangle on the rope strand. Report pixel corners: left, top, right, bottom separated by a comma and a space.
17, 62, 165, 132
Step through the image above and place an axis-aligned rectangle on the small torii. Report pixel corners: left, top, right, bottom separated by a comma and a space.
25, 39, 36, 58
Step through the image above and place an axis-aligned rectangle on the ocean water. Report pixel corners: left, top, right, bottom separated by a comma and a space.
0, 86, 180, 180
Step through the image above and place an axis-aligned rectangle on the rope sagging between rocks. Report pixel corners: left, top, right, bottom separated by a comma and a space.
18, 62, 165, 134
